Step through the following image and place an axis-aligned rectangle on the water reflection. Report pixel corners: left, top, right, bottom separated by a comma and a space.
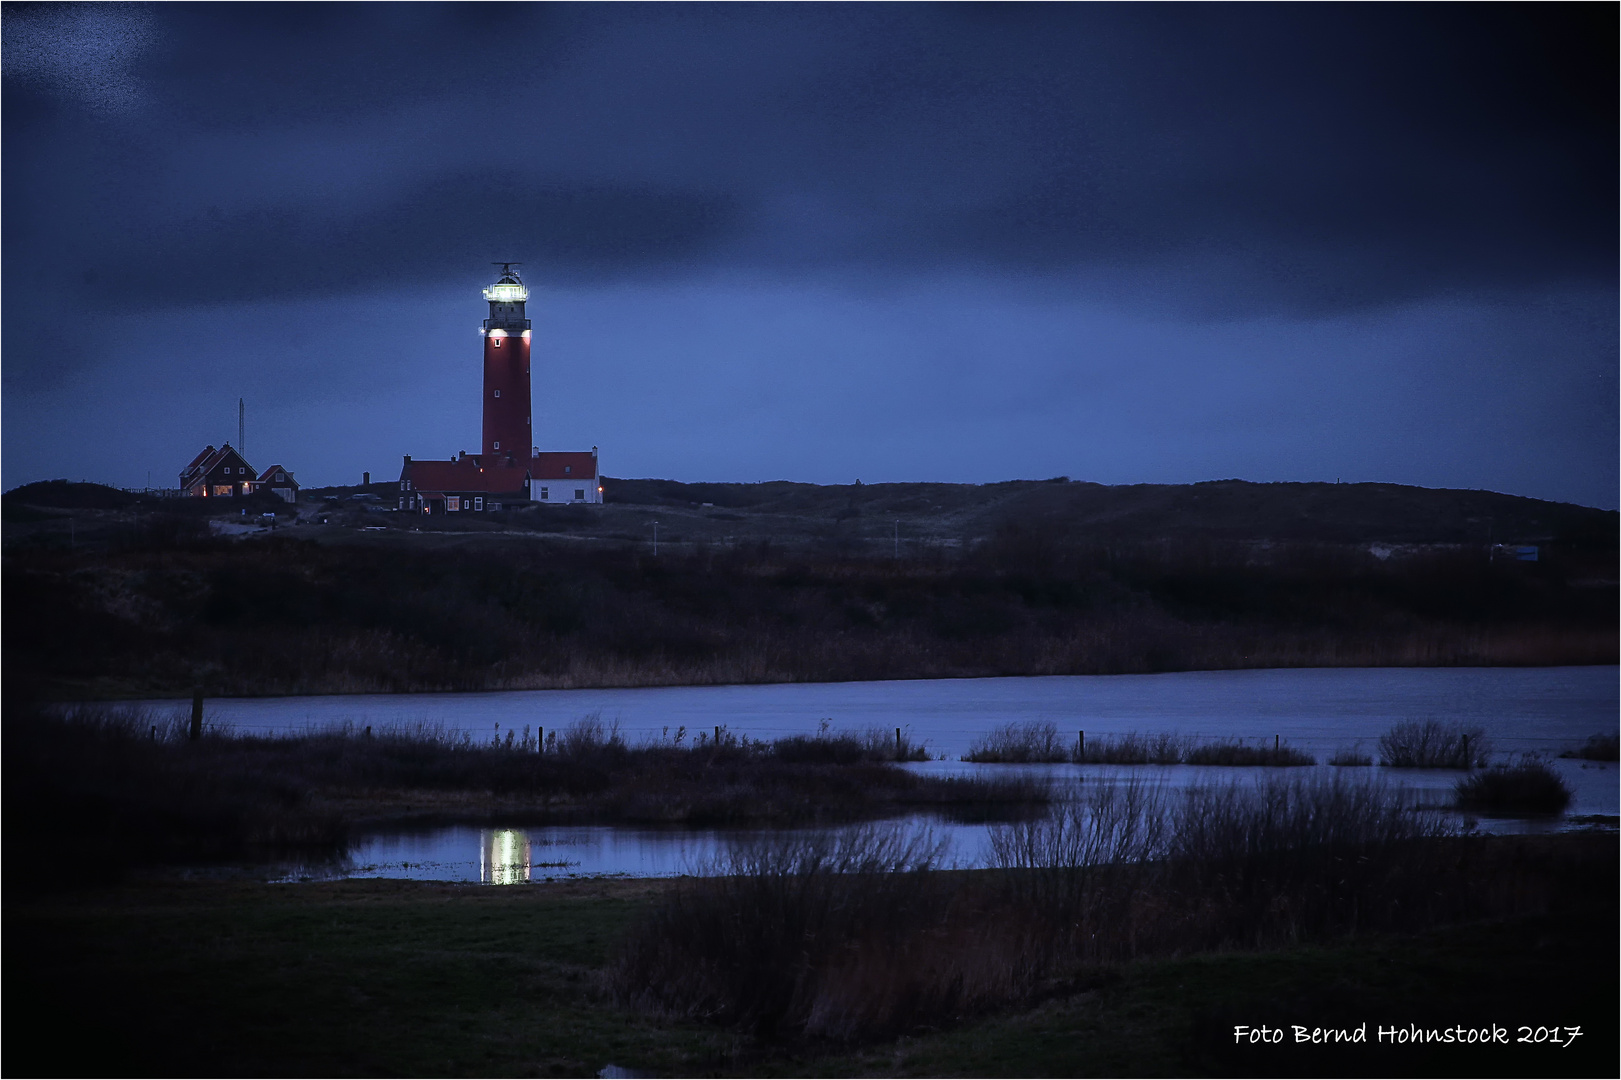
481, 829, 531, 885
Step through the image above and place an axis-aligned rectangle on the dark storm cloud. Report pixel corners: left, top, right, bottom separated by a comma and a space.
3, 3, 1614, 381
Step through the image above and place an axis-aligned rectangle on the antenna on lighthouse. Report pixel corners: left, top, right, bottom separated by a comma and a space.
492, 261, 524, 282
239, 398, 245, 457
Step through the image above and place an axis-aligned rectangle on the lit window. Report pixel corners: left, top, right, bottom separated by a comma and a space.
447, 496, 461, 511
493, 337, 502, 348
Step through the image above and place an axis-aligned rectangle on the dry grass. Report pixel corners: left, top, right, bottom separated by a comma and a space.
609, 775, 1577, 1042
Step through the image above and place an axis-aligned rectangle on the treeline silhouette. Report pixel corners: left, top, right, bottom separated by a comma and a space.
4, 524, 1614, 697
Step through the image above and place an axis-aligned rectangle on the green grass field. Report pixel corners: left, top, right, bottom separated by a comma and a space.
6, 872, 1615, 1078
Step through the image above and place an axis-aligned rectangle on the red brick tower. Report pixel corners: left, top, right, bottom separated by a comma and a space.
481, 264, 532, 466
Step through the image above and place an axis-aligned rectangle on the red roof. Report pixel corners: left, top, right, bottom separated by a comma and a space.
402, 456, 529, 495
531, 451, 597, 481
256, 465, 296, 484
185, 446, 217, 471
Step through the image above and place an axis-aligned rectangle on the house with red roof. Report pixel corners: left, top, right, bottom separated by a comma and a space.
248, 464, 300, 504
179, 444, 257, 499
530, 448, 602, 505
397, 452, 533, 514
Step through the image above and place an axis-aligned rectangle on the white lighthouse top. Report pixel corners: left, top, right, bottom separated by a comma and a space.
483, 279, 528, 303
483, 263, 528, 303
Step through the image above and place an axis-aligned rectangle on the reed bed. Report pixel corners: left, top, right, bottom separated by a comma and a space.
611, 775, 1597, 1042
969, 726, 1315, 766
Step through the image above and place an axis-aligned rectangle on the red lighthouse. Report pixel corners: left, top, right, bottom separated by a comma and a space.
481, 263, 532, 466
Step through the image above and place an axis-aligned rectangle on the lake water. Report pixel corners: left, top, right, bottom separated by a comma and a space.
148, 665, 1616, 761
280, 754, 1617, 885
185, 666, 1614, 883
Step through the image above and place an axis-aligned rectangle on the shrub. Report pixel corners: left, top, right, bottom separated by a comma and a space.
609, 825, 962, 1040
964, 721, 1068, 763
1455, 760, 1573, 814
1560, 733, 1619, 762
1378, 720, 1490, 768
1329, 746, 1374, 766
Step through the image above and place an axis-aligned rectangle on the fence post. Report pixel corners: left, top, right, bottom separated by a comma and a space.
1078, 730, 1085, 761
150, 724, 157, 741
1274, 734, 1279, 752
538, 726, 544, 753
896, 727, 902, 758
1461, 733, 1470, 769
189, 688, 203, 742
715, 725, 721, 747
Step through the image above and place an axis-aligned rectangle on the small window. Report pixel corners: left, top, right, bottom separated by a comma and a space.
493, 337, 502, 348
540, 487, 549, 500
564, 465, 571, 475
275, 472, 285, 482
447, 496, 460, 512
474, 497, 484, 511
493, 389, 501, 398
574, 489, 585, 501
493, 441, 500, 450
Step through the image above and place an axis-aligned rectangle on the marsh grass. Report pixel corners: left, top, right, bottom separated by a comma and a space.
1074, 731, 1186, 765
1378, 720, 1491, 768
1329, 746, 1375, 766
612, 775, 1556, 1042
964, 721, 1069, 763
6, 706, 1042, 878
1455, 759, 1573, 814
978, 729, 1315, 766
1181, 739, 1314, 766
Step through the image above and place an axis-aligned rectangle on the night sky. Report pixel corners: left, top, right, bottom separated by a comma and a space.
4, 3, 1615, 506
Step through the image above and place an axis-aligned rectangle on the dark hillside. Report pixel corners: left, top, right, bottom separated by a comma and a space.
604, 477, 1613, 547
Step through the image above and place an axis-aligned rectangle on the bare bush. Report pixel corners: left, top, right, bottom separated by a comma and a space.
1378, 720, 1490, 768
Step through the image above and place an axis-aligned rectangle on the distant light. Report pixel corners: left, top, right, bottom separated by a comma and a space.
482, 283, 529, 303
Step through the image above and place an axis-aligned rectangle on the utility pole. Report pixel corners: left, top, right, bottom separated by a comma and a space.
653, 520, 659, 556
894, 520, 899, 559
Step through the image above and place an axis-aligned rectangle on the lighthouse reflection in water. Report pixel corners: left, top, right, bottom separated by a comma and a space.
480, 829, 533, 885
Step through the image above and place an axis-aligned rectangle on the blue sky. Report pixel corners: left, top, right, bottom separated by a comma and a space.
4, 4, 1614, 505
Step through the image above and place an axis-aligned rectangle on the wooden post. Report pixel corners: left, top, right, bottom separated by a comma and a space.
1274, 734, 1279, 752
1078, 730, 1085, 761
895, 727, 902, 759
715, 725, 721, 747
1461, 733, 1470, 769
538, 726, 543, 753
189, 689, 203, 742
150, 724, 157, 741
364, 725, 372, 739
